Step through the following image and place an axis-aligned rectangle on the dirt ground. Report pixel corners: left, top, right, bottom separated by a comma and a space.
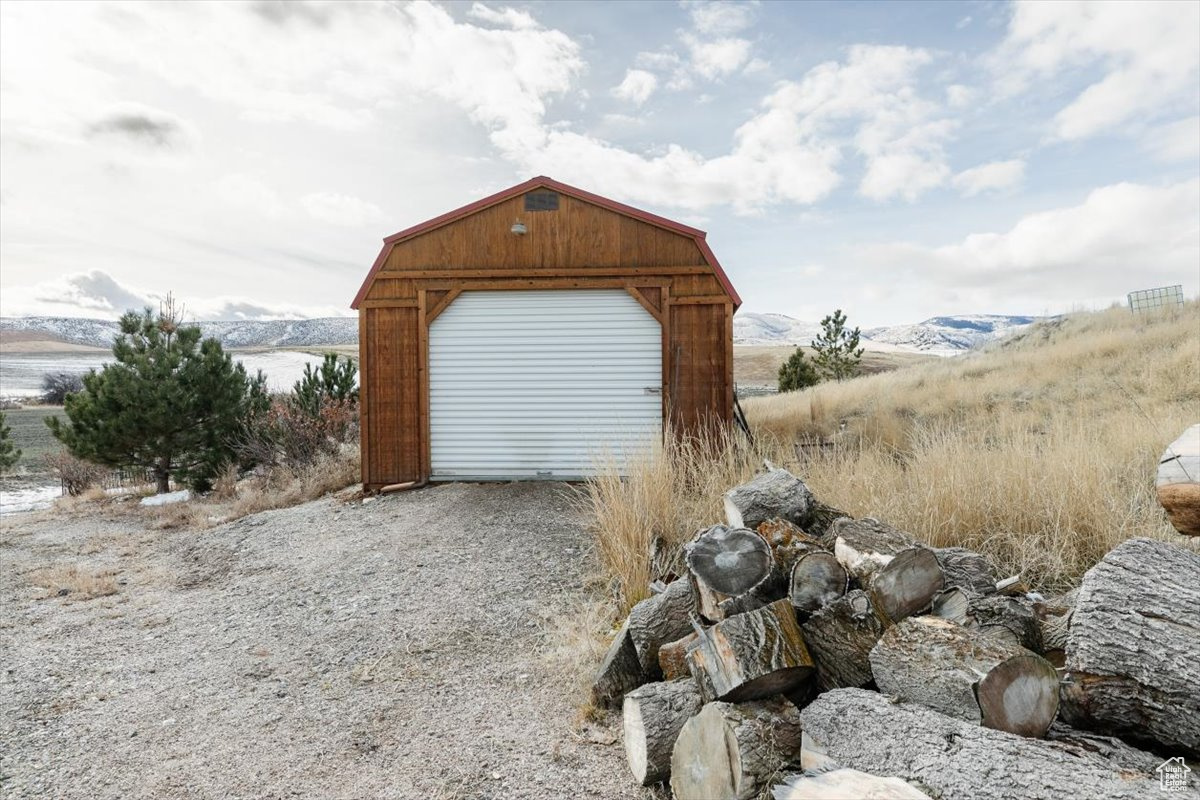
0, 482, 645, 800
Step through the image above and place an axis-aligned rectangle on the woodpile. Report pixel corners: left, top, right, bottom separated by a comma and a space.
591, 464, 1200, 798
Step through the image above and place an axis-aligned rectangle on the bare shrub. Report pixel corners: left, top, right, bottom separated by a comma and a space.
238, 397, 357, 469
42, 451, 108, 495
40, 372, 84, 404
28, 564, 118, 600
211, 463, 239, 501
230, 447, 360, 520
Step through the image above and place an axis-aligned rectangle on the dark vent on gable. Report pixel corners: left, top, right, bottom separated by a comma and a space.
524, 190, 559, 211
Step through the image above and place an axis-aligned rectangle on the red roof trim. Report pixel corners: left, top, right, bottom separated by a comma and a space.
350, 176, 741, 309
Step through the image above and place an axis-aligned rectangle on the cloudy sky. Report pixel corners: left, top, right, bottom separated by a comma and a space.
1, 0, 1197, 326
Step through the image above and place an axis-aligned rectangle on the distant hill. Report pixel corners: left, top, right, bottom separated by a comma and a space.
2, 312, 1041, 355
0, 317, 358, 350
735, 311, 1042, 355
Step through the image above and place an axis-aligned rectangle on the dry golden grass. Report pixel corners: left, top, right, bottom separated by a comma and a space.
228, 448, 360, 519
584, 303, 1200, 609
29, 564, 119, 600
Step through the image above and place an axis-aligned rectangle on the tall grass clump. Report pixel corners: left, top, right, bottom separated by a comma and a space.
583, 303, 1199, 611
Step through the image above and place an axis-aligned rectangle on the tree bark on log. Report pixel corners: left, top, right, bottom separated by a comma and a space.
671, 698, 804, 800
1062, 537, 1200, 758
622, 678, 703, 786
772, 769, 931, 800
789, 550, 848, 614
686, 525, 773, 622
803, 503, 852, 546
1157, 423, 1200, 537
831, 518, 920, 584
687, 598, 814, 702
933, 547, 998, 597
869, 616, 1060, 738
799, 688, 1163, 800
658, 632, 700, 681
724, 468, 814, 530
628, 578, 696, 678
1034, 588, 1077, 663
757, 518, 825, 602
592, 619, 646, 708
968, 594, 1042, 652
800, 590, 885, 690
867, 546, 944, 624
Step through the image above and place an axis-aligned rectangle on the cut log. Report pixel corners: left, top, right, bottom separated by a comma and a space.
670, 698, 803, 800
800, 590, 885, 690
591, 619, 646, 708
1157, 423, 1200, 537
831, 517, 920, 583
756, 518, 825, 601
867, 546, 944, 624
968, 594, 1042, 651
1061, 537, 1200, 757
622, 678, 703, 786
869, 616, 1059, 738
803, 502, 853, 545
627, 578, 696, 678
789, 551, 848, 614
930, 587, 970, 624
686, 525, 773, 621
724, 467, 814, 530
932, 547, 997, 596
658, 632, 700, 681
772, 769, 931, 800
800, 688, 1162, 800
687, 598, 814, 702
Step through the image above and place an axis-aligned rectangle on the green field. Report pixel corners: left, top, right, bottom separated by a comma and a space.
2, 406, 66, 471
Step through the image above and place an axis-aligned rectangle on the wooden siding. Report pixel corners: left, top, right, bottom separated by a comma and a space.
357, 189, 735, 488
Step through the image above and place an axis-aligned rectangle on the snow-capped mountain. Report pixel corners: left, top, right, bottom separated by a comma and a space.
732, 312, 1042, 355
863, 315, 1042, 355
0, 316, 358, 349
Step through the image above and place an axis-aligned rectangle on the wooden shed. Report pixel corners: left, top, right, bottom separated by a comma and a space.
351, 176, 740, 489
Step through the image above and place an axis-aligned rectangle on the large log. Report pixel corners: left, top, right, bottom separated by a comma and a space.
757, 518, 824, 600
671, 698, 803, 800
1157, 423, 1200, 537
867, 546, 944, 624
627, 577, 696, 678
789, 550, 848, 614
800, 590, 885, 690
772, 769, 931, 800
591, 619, 645, 708
658, 632, 699, 681
686, 525, 773, 621
831, 517, 920, 583
687, 598, 814, 702
933, 546, 998, 596
1062, 537, 1200, 757
799, 689, 1163, 800
869, 616, 1059, 738
622, 678, 703, 786
724, 467, 814, 530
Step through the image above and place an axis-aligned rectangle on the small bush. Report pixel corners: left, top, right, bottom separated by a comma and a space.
238, 396, 357, 469
41, 372, 84, 405
777, 347, 821, 393
294, 353, 358, 416
42, 451, 108, 495
0, 412, 20, 472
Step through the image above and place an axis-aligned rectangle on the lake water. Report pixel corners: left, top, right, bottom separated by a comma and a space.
0, 350, 328, 399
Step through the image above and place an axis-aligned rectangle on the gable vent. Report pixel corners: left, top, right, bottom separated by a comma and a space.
524, 190, 559, 211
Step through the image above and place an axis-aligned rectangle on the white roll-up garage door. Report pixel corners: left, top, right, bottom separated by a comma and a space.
429, 289, 662, 480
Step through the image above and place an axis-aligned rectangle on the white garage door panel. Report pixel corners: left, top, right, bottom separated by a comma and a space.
429, 289, 662, 480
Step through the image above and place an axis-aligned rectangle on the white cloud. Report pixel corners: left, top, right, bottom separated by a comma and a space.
612, 69, 659, 105
1143, 116, 1200, 163
686, 1, 756, 36
301, 192, 388, 228
466, 2, 539, 31
996, 1, 1200, 141
953, 159, 1026, 196
864, 180, 1200, 302
216, 174, 288, 219
1, 270, 349, 320
946, 84, 974, 109
682, 34, 753, 79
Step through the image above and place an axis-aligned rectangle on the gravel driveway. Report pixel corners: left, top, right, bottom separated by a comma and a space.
0, 482, 644, 800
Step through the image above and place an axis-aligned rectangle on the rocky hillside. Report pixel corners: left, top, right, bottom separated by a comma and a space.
734, 312, 1041, 354
0, 316, 358, 349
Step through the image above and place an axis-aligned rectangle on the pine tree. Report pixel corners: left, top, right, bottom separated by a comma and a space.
292, 353, 358, 416
0, 412, 21, 473
777, 347, 822, 392
46, 304, 268, 493
810, 308, 865, 382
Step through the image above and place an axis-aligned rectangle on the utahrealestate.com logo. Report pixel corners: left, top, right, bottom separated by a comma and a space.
1157, 757, 1192, 792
